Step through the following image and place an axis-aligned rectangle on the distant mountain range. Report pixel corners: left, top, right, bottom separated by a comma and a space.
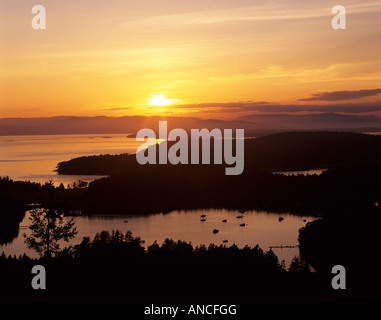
237, 113, 381, 130
1, 113, 381, 136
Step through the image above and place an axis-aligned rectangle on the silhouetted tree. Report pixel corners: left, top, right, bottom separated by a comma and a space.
288, 256, 310, 273
24, 208, 77, 258
77, 180, 88, 188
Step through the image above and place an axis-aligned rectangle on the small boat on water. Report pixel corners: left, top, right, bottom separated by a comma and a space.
124, 220, 129, 223
200, 214, 207, 218
278, 217, 284, 222
200, 218, 206, 222
239, 223, 246, 227
236, 215, 244, 219
239, 209, 245, 214
213, 229, 219, 234
223, 240, 228, 243
222, 219, 227, 223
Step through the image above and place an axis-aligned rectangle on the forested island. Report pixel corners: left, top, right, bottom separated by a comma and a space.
52, 131, 381, 215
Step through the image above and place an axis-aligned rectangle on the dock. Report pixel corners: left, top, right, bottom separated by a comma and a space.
269, 245, 299, 249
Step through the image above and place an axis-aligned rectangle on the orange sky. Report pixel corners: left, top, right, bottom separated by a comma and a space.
1, 0, 381, 119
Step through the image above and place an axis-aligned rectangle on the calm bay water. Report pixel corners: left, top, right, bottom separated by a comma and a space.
1, 134, 313, 266
1, 209, 313, 266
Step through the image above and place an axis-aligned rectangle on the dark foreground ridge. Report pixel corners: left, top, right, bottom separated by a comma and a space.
0, 230, 367, 300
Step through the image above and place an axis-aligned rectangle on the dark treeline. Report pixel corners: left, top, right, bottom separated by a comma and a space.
0, 230, 347, 299
0, 177, 83, 244
4, 164, 381, 217
58, 164, 381, 217
298, 214, 381, 295
0, 177, 42, 245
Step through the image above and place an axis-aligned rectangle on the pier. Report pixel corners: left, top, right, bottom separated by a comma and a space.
269, 245, 299, 249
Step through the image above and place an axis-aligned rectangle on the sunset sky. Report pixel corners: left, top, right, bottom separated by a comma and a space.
1, 0, 381, 119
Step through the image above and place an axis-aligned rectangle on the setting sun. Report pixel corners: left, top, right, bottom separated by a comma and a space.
148, 95, 177, 107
